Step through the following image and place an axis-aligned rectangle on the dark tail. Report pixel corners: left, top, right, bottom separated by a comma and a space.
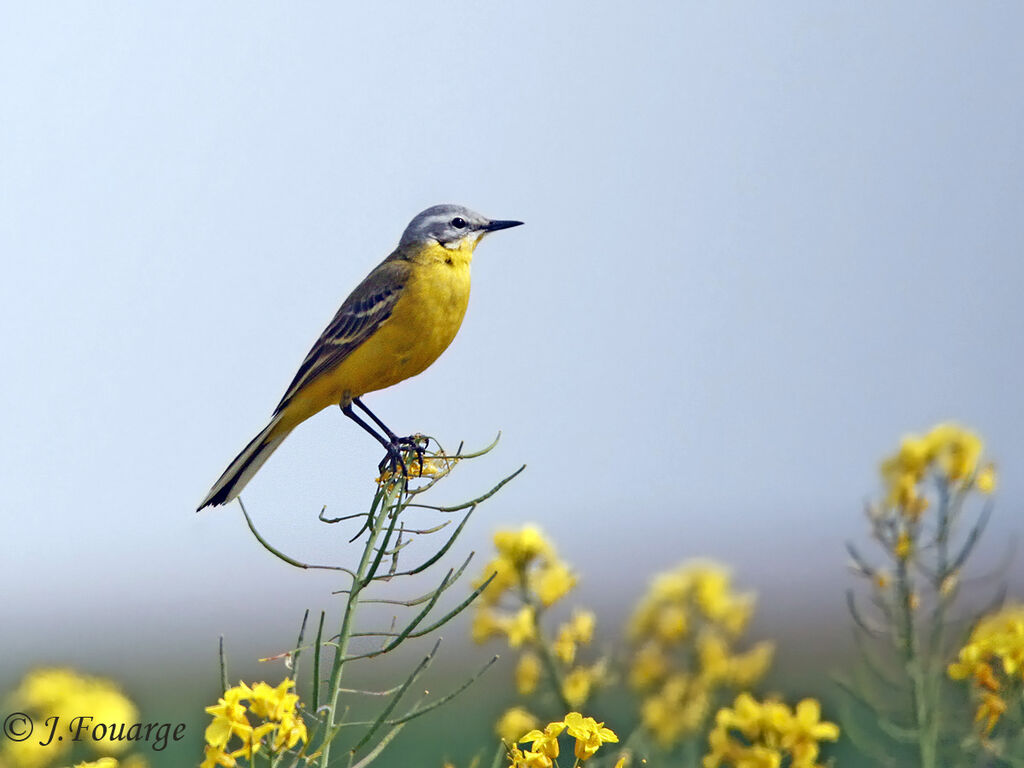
198, 415, 291, 510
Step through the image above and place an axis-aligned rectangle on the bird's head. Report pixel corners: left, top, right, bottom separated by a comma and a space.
399, 204, 523, 251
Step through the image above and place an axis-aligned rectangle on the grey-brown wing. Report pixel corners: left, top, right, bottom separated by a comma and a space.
273, 259, 409, 415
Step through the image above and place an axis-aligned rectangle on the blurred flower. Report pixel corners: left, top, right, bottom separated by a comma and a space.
880, 424, 991, 518
531, 561, 576, 607
494, 527, 552, 570
949, 604, 1024, 733
2, 668, 139, 768
704, 694, 838, 768
627, 561, 774, 748
496, 708, 539, 745
506, 607, 537, 648
562, 666, 597, 708
516, 653, 542, 696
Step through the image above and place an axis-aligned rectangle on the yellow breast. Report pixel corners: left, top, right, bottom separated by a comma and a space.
330, 242, 473, 401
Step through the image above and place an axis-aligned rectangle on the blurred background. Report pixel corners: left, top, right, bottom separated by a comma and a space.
1, 2, 1022, 765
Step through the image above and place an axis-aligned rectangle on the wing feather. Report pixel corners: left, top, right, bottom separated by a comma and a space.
273, 259, 409, 415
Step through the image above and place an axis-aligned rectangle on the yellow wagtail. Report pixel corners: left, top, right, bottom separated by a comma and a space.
198, 204, 523, 510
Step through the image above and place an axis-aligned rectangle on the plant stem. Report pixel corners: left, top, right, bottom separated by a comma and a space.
320, 480, 405, 767
518, 581, 572, 712
896, 554, 935, 768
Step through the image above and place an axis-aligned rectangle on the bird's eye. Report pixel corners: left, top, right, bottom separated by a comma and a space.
450, 217, 467, 229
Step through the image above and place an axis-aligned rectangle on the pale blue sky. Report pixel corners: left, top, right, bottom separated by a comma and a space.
1, 3, 1022, 690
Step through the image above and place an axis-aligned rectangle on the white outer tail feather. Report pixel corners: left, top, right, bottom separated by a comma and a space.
198, 415, 291, 509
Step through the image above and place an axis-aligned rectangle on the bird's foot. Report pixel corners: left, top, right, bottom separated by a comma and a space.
376, 434, 429, 479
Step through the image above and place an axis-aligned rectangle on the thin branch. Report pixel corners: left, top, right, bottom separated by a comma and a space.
350, 639, 441, 752
238, 498, 356, 577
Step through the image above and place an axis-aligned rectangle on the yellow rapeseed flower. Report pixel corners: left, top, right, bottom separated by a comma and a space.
726, 642, 775, 687
519, 721, 565, 761
472, 608, 510, 644
516, 653, 542, 695
563, 712, 618, 762
202, 678, 305, 766
563, 666, 596, 708
506, 606, 537, 648
949, 604, 1024, 732
567, 610, 596, 644
654, 603, 688, 642
493, 526, 552, 570
496, 707, 540, 745
976, 464, 997, 494
894, 529, 912, 560
880, 424, 987, 518
553, 626, 578, 665
629, 642, 668, 690
531, 560, 577, 606
2, 668, 139, 768
705, 694, 838, 768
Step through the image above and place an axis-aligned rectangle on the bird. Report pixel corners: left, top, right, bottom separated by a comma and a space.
198, 204, 523, 511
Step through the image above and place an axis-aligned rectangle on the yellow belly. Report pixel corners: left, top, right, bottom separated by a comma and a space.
313, 254, 471, 409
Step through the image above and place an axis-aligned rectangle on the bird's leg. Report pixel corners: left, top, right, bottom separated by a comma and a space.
352, 397, 426, 474
341, 402, 407, 477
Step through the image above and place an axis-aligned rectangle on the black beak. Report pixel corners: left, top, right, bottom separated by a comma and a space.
484, 219, 524, 232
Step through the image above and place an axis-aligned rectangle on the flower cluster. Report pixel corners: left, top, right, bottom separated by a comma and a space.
879, 423, 994, 521
1, 668, 140, 768
704, 693, 839, 768
475, 526, 576, 608
948, 604, 1024, 733
474, 526, 603, 726
508, 713, 620, 768
627, 562, 774, 748
202, 679, 307, 768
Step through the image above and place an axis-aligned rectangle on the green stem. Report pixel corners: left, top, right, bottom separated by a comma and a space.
518, 579, 572, 712
320, 479, 406, 767
896, 553, 935, 768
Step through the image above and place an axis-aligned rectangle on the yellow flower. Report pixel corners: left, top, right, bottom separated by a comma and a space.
472, 608, 510, 644
654, 604, 689, 642
706, 695, 837, 768
202, 679, 305, 761
727, 642, 774, 686
976, 464, 997, 494
519, 721, 565, 760
567, 610, 596, 644
563, 712, 618, 761
475, 556, 519, 605
894, 529, 912, 560
507, 746, 551, 768
506, 606, 537, 648
553, 626, 578, 665
248, 679, 299, 722
496, 707, 539, 745
516, 652, 542, 695
698, 632, 731, 683
2, 668, 140, 768
629, 642, 668, 690
204, 684, 256, 749
493, 526, 552, 569
68, 760, 120, 768
949, 604, 1024, 732
563, 666, 596, 708
976, 692, 1006, 734
531, 560, 577, 606
780, 699, 839, 765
